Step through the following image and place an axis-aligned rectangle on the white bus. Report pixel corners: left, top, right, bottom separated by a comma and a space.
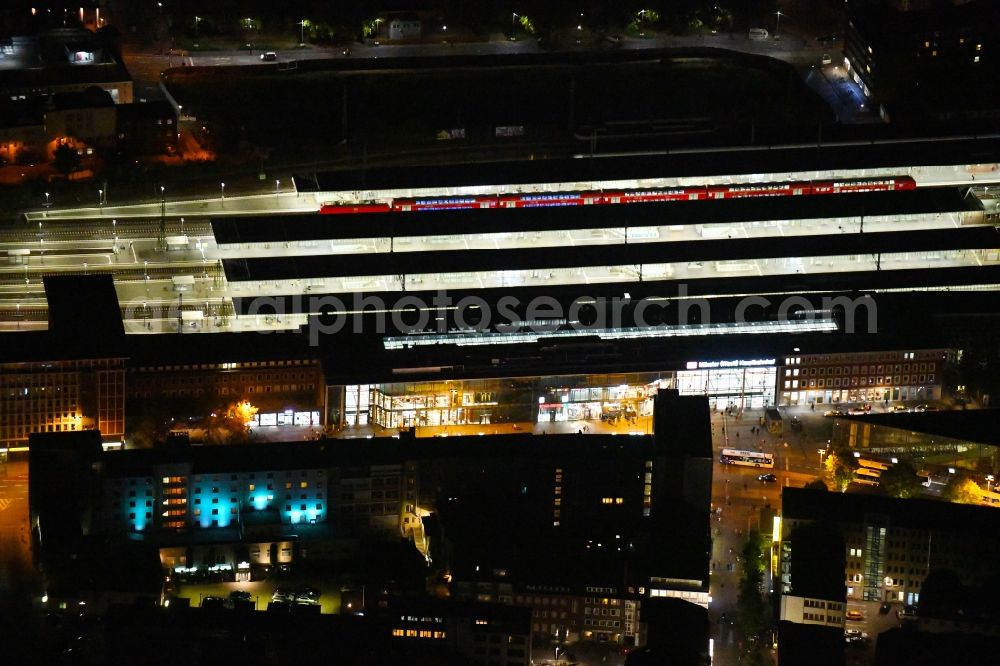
720, 449, 775, 468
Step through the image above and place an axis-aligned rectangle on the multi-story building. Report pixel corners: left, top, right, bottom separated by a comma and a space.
0, 356, 125, 449
125, 333, 326, 429
779, 487, 1000, 606
43, 86, 117, 151
32, 434, 423, 580
844, 0, 998, 118
0, 30, 133, 104
456, 581, 645, 646
102, 599, 532, 666
776, 348, 955, 407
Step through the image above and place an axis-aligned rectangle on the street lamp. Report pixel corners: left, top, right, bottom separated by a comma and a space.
775, 11, 784, 38
44, 192, 50, 207
299, 19, 306, 45
511, 12, 518, 39
98, 189, 103, 206
220, 182, 225, 200
275, 179, 280, 195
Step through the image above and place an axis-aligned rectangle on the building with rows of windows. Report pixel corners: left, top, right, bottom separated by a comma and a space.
0, 356, 125, 449
776, 348, 955, 407
39, 437, 423, 580
779, 487, 1000, 607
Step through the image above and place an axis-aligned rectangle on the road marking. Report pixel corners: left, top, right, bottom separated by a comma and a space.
0, 498, 12, 511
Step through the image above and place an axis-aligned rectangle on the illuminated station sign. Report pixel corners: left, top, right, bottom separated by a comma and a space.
685, 359, 776, 370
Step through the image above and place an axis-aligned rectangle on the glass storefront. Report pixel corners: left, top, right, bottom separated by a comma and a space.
676, 366, 776, 410
337, 362, 776, 430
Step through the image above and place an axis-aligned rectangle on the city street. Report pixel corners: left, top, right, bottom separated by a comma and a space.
0, 460, 31, 567
708, 404, 832, 666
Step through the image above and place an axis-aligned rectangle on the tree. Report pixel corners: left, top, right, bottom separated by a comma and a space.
737, 530, 771, 659
803, 479, 828, 491
824, 451, 857, 492
880, 460, 922, 499
230, 400, 258, 429
943, 476, 981, 504
51, 143, 80, 176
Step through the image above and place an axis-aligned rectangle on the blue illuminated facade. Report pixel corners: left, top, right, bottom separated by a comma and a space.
109, 476, 154, 533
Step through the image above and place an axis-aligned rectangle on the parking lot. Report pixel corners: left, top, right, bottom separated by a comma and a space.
175, 579, 342, 614
844, 599, 910, 665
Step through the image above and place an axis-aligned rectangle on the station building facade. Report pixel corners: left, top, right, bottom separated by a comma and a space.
330, 360, 777, 430
776, 347, 955, 406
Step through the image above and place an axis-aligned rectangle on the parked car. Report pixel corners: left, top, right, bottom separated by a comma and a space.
229, 591, 252, 602
260, 51, 277, 61
845, 610, 864, 621
821, 53, 832, 65
201, 596, 225, 609
758, 473, 778, 483
271, 588, 291, 603
823, 409, 845, 417
294, 587, 321, 605
790, 416, 802, 431
845, 629, 868, 640
892, 404, 908, 412
898, 605, 918, 620
879, 602, 892, 615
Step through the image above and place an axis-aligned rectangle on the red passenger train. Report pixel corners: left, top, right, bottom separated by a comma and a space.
319, 176, 916, 214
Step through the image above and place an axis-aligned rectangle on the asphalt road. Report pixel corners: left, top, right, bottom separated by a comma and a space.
0, 461, 31, 567
709, 405, 835, 666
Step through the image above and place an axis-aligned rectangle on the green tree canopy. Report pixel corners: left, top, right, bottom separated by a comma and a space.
737, 530, 772, 663
880, 460, 922, 499
824, 450, 857, 492
943, 476, 981, 504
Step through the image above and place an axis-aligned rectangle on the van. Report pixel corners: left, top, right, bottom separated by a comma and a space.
749, 28, 769, 41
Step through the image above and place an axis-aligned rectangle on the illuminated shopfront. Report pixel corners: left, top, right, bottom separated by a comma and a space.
676, 359, 777, 410
334, 359, 777, 430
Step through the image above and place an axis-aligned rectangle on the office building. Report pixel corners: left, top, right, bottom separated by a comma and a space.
844, 0, 999, 119
779, 487, 1000, 606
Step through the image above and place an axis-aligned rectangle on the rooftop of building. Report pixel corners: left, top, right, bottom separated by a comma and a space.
90, 431, 659, 478
836, 408, 1000, 446
655, 391, 713, 459
115, 100, 177, 121
50, 85, 113, 110
0, 274, 125, 364
781, 485, 1000, 532
222, 225, 997, 282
